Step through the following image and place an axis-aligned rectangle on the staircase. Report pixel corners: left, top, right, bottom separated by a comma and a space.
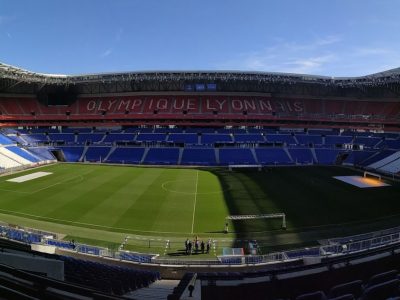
283, 147, 294, 163
178, 148, 184, 165
250, 148, 259, 164
103, 146, 117, 162
140, 148, 150, 164
79, 145, 89, 162
125, 279, 179, 300
99, 134, 107, 143
215, 148, 220, 164
22, 147, 42, 162
310, 148, 318, 163
360, 151, 381, 165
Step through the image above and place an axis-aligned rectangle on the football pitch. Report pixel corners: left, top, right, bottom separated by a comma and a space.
0, 163, 399, 254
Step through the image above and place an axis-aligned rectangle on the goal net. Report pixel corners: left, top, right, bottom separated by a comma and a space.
226, 213, 286, 229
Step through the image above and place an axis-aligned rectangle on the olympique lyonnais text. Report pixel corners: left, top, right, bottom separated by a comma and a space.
84, 97, 304, 114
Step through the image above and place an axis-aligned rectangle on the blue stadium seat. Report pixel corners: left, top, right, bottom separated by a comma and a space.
315, 149, 340, 164
28, 147, 56, 160
48, 133, 75, 143
60, 255, 160, 295
106, 147, 145, 164
289, 148, 314, 164
76, 133, 104, 144
362, 150, 396, 166
255, 148, 292, 165
6, 146, 41, 162
325, 136, 353, 145
329, 280, 363, 299
84, 147, 111, 162
266, 134, 296, 144
168, 133, 198, 144
143, 148, 180, 164
24, 134, 49, 143
343, 151, 376, 165
296, 134, 323, 145
383, 139, 400, 150
365, 270, 398, 288
353, 137, 382, 148
201, 134, 232, 144
0, 134, 15, 145
219, 148, 256, 165
103, 133, 135, 143
295, 291, 327, 300
136, 133, 166, 142
360, 279, 400, 300
234, 134, 265, 143
181, 148, 216, 165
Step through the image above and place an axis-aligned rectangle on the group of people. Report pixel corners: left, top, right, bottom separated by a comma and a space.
185, 237, 211, 255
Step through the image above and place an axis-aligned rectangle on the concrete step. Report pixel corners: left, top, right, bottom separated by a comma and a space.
125, 279, 179, 300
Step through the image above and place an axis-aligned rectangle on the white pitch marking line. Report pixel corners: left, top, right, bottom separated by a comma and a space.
0, 208, 188, 235
191, 170, 199, 234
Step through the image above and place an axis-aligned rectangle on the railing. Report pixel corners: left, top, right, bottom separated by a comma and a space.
2, 222, 400, 267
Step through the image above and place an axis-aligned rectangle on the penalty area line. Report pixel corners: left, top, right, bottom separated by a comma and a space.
191, 170, 199, 234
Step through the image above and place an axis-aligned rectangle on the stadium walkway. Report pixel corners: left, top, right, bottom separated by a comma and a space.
125, 279, 179, 300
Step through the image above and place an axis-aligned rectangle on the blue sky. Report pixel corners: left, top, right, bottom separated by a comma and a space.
1, 0, 400, 76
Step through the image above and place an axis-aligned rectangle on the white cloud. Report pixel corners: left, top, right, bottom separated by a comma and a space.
215, 35, 400, 76
97, 29, 122, 59
217, 36, 340, 74
99, 48, 113, 58
315, 35, 342, 46
282, 55, 337, 74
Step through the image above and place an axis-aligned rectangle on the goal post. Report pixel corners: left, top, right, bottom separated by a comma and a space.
363, 171, 381, 181
226, 213, 286, 229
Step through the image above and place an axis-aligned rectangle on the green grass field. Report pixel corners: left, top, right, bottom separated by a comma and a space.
0, 163, 399, 256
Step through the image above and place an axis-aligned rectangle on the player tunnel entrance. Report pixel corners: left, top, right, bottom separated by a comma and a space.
51, 149, 66, 162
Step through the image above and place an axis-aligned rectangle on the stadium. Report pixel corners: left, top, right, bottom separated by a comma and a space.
0, 60, 400, 299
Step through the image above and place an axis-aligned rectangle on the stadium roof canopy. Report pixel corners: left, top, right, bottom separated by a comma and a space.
1, 62, 400, 97
1, 62, 400, 85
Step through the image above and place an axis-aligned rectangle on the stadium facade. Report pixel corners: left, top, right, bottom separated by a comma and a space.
1, 62, 399, 130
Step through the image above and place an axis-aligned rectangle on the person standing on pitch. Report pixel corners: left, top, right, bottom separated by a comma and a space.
206, 239, 211, 253
185, 239, 189, 254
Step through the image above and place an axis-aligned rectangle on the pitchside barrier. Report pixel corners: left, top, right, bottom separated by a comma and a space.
228, 165, 262, 171
4, 222, 400, 266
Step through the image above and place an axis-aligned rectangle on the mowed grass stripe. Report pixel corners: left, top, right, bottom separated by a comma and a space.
0, 165, 91, 214
123, 168, 196, 233
111, 167, 174, 231
43, 166, 135, 224
73, 168, 149, 225
193, 170, 229, 235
